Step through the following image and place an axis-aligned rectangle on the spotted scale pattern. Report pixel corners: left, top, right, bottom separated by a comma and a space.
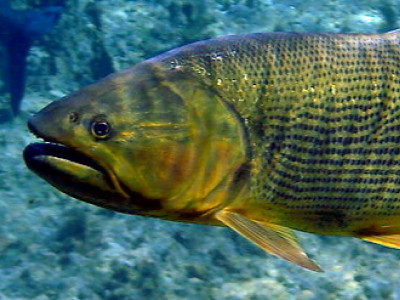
163, 31, 400, 235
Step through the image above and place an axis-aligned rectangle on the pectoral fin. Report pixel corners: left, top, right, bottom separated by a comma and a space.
215, 210, 323, 272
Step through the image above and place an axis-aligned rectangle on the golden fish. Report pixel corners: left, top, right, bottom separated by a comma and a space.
24, 30, 400, 272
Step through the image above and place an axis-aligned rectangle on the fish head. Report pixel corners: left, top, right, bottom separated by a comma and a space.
24, 61, 249, 222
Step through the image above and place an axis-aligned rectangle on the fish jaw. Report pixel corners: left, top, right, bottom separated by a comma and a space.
23, 116, 134, 212
23, 142, 126, 204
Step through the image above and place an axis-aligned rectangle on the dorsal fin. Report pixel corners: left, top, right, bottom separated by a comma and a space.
215, 210, 323, 272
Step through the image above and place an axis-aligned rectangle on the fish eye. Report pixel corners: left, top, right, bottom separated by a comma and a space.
91, 119, 111, 139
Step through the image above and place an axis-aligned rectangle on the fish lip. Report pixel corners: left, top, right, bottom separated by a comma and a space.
25, 118, 105, 174
23, 142, 104, 174
27, 116, 59, 144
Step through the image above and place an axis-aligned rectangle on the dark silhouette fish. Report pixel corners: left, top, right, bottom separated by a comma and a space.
0, 0, 62, 116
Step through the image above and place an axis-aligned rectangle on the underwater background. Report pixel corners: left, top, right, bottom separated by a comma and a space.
1, 0, 400, 299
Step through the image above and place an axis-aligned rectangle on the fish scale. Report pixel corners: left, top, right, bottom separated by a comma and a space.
165, 31, 400, 235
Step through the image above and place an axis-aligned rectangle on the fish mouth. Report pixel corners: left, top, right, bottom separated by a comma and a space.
23, 142, 104, 175
23, 120, 125, 204
24, 118, 104, 176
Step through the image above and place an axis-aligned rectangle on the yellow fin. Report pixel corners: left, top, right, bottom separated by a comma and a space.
215, 210, 323, 272
362, 235, 400, 249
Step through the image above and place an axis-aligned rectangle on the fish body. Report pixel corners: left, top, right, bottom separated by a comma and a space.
23, 30, 400, 272
0, 0, 62, 115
